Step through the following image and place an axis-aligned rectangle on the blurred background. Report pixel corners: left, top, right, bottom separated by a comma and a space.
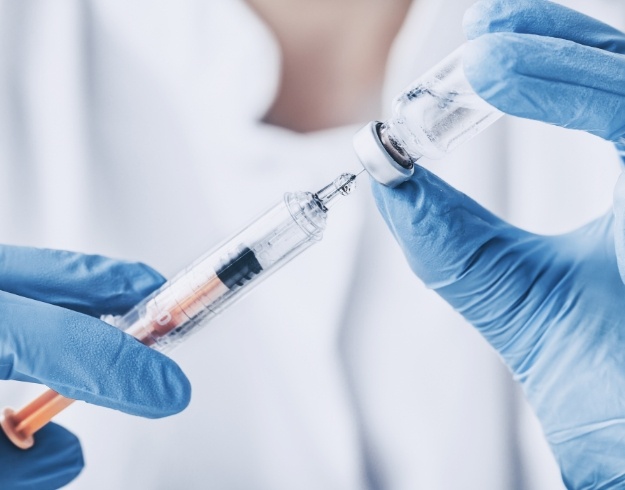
0, 0, 623, 488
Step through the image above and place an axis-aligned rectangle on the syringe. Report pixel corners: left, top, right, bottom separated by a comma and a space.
1, 172, 358, 449
353, 44, 503, 187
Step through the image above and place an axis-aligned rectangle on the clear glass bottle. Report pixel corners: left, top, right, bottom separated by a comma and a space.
354, 44, 503, 187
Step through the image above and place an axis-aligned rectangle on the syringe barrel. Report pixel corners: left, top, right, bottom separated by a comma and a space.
114, 191, 326, 352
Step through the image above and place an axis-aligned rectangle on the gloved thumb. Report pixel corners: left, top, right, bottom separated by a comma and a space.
372, 165, 515, 289
613, 170, 625, 283
371, 166, 558, 363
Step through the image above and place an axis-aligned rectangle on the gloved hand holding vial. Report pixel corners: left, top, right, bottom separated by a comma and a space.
365, 0, 625, 487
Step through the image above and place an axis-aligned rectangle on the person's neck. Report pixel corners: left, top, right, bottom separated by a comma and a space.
246, 0, 414, 133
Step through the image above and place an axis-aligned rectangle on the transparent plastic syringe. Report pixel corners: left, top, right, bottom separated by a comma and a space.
0, 172, 358, 450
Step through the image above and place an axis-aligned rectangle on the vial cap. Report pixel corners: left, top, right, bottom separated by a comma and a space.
353, 121, 414, 188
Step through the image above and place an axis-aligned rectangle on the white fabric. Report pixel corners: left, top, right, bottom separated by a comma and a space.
0, 0, 622, 488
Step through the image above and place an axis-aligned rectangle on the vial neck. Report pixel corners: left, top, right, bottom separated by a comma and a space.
378, 123, 420, 169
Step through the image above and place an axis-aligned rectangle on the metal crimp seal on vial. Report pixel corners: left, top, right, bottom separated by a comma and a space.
352, 121, 414, 188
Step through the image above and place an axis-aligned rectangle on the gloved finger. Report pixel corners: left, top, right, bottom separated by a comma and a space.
0, 291, 191, 418
0, 422, 83, 490
0, 245, 165, 316
463, 32, 625, 142
371, 167, 560, 360
463, 0, 625, 55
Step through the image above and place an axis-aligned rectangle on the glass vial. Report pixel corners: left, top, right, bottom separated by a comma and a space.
354, 44, 503, 187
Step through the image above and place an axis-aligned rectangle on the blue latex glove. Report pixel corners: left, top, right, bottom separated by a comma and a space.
371, 2, 625, 488
462, 0, 625, 146
373, 172, 625, 490
0, 245, 191, 489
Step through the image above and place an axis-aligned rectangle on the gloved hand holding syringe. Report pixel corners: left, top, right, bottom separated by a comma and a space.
0, 171, 360, 449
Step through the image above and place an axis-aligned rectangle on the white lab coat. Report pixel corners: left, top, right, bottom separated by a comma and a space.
0, 0, 622, 489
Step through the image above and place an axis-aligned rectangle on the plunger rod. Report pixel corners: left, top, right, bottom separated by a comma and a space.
1, 392, 75, 449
